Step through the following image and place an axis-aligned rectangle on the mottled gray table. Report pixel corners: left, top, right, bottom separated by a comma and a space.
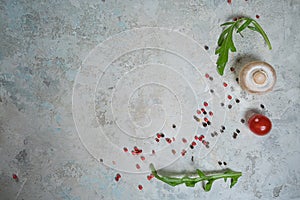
1, 0, 299, 199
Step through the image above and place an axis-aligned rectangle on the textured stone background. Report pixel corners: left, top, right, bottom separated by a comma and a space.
1, 0, 300, 199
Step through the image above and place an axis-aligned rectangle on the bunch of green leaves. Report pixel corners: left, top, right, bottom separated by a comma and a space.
215, 17, 272, 75
150, 164, 242, 191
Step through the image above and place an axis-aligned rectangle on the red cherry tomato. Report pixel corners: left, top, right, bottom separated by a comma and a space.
248, 114, 272, 136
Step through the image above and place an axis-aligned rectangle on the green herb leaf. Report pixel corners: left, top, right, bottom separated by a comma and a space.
150, 164, 242, 192
251, 20, 272, 50
247, 25, 258, 32
196, 169, 206, 178
230, 177, 239, 188
237, 18, 253, 33
204, 180, 214, 191
217, 27, 230, 46
220, 21, 235, 26
185, 181, 196, 187
215, 17, 272, 75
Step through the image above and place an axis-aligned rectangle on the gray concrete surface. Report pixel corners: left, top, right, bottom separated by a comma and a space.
1, 0, 300, 199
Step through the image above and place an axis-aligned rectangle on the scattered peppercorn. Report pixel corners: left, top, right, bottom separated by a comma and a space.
172, 124, 176, 128
260, 104, 265, 109
210, 89, 214, 93
138, 184, 143, 190
209, 76, 213, 81
204, 45, 209, 50
221, 125, 226, 130
147, 174, 154, 181
218, 161, 222, 165
166, 138, 172, 143
115, 173, 121, 182
12, 174, 18, 181
235, 99, 240, 103
199, 135, 205, 141
223, 161, 227, 165
221, 103, 224, 107
181, 149, 187, 156
228, 104, 232, 109
233, 132, 238, 139
193, 115, 200, 122
202, 122, 207, 127
211, 132, 216, 137
241, 119, 245, 123
236, 129, 240, 133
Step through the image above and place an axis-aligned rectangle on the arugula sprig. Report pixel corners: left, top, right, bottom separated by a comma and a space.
215, 17, 272, 75
150, 164, 242, 191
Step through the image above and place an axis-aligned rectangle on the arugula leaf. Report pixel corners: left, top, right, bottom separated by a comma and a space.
215, 17, 272, 75
196, 169, 206, 178
220, 21, 235, 26
217, 27, 230, 46
251, 20, 272, 50
237, 18, 253, 33
185, 181, 197, 187
204, 180, 214, 191
247, 25, 258, 32
150, 164, 242, 192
